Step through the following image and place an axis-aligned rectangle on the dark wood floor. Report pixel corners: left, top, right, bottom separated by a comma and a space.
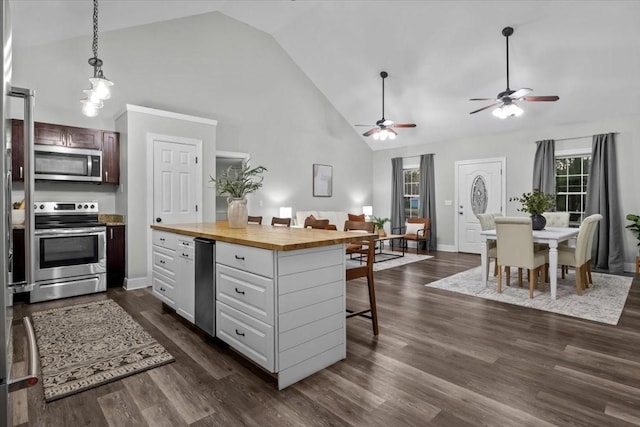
9, 250, 640, 426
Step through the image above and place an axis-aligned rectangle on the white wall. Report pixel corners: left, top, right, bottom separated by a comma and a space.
12, 12, 374, 285
373, 115, 640, 268
12, 11, 373, 222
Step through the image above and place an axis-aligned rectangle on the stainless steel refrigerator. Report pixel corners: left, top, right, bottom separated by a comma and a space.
1, 1, 39, 425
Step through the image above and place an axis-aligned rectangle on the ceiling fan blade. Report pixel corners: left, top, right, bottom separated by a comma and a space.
509, 88, 533, 99
469, 98, 495, 101
470, 102, 501, 115
522, 95, 560, 102
354, 124, 376, 127
362, 128, 378, 137
393, 123, 417, 128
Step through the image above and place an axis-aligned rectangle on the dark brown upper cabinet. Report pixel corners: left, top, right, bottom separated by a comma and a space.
101, 131, 120, 184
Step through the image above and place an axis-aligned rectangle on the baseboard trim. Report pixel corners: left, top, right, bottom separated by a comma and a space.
124, 277, 149, 290
436, 244, 456, 252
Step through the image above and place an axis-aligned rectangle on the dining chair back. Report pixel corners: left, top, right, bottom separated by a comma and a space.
345, 234, 379, 335
495, 217, 548, 298
247, 215, 263, 224
542, 211, 570, 227
558, 214, 602, 294
304, 218, 330, 229
477, 213, 502, 277
271, 217, 291, 227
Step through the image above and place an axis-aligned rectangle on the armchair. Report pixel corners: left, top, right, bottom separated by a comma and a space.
392, 218, 431, 254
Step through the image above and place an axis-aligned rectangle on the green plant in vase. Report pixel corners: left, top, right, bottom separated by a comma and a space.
509, 189, 556, 230
209, 162, 267, 228
373, 216, 390, 236
625, 214, 640, 254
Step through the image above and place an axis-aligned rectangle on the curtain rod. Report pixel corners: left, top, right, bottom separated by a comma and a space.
550, 132, 619, 143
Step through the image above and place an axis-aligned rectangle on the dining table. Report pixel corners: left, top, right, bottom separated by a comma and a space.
480, 227, 580, 300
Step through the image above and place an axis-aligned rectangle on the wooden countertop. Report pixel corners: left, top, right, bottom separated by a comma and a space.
151, 221, 375, 251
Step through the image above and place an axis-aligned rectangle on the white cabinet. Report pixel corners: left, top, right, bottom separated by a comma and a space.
151, 230, 195, 323
215, 241, 346, 389
175, 237, 195, 323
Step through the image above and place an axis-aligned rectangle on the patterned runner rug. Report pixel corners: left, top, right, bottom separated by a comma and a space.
425, 265, 632, 325
31, 299, 174, 402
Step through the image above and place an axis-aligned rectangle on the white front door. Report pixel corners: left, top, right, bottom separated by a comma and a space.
456, 158, 505, 253
153, 137, 202, 225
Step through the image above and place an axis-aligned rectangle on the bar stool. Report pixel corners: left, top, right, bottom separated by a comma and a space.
346, 235, 379, 335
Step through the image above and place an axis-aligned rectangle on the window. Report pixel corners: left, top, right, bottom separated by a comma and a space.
555, 155, 590, 227
404, 168, 420, 218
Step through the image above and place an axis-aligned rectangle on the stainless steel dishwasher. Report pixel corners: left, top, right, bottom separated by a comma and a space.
194, 238, 215, 337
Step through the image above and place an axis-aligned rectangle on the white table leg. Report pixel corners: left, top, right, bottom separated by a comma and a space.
548, 241, 558, 300
481, 236, 488, 287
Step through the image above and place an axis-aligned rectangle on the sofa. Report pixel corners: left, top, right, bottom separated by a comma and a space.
295, 210, 363, 229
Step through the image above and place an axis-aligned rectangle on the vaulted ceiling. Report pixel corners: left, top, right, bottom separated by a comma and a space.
11, 1, 640, 150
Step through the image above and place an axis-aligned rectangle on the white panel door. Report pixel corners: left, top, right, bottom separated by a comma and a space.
153, 139, 199, 225
456, 159, 505, 254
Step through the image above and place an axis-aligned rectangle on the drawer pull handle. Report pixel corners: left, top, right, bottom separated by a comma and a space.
159, 260, 165, 264
160, 238, 165, 242
235, 329, 245, 337
160, 287, 165, 292
234, 255, 245, 261
234, 288, 245, 295
182, 253, 189, 257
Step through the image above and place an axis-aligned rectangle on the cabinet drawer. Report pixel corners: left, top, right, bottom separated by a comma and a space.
152, 273, 175, 307
177, 238, 195, 260
216, 264, 274, 325
216, 302, 274, 372
216, 242, 273, 278
152, 230, 177, 251
152, 247, 176, 277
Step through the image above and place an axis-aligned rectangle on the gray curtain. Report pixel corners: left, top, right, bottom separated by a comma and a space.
390, 157, 405, 233
532, 139, 556, 197
585, 133, 624, 273
419, 154, 436, 250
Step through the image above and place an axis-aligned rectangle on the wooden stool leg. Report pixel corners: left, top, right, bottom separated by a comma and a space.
497, 265, 502, 293
517, 268, 523, 287
367, 270, 379, 335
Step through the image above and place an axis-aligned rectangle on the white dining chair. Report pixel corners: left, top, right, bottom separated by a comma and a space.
557, 214, 602, 295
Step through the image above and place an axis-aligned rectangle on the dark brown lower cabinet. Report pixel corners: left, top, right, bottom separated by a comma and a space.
107, 225, 125, 288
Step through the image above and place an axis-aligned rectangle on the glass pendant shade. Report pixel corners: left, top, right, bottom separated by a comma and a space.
83, 89, 102, 104
89, 76, 113, 100
81, 99, 103, 117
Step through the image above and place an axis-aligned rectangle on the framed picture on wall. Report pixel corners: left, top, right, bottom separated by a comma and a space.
313, 164, 332, 197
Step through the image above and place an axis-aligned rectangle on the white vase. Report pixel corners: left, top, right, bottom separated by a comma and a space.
227, 197, 248, 228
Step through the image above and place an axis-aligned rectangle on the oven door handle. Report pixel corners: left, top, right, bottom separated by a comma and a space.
34, 227, 107, 236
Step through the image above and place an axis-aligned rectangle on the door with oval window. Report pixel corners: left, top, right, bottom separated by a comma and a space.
455, 158, 505, 253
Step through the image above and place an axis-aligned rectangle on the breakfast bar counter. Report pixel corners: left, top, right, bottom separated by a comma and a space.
151, 221, 371, 250
150, 221, 374, 389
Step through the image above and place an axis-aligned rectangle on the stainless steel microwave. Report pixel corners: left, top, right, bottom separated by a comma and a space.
34, 145, 102, 182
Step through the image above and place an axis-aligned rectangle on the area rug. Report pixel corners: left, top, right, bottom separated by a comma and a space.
31, 299, 174, 402
425, 265, 632, 325
347, 252, 433, 271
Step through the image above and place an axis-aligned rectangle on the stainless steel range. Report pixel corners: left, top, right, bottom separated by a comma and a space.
30, 201, 106, 303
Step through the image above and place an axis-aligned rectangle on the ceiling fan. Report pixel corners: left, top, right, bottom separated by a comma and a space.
355, 71, 416, 140
470, 26, 559, 118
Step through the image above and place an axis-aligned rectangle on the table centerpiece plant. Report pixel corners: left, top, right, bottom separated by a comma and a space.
509, 189, 556, 230
209, 162, 267, 228
625, 214, 640, 255
373, 216, 390, 237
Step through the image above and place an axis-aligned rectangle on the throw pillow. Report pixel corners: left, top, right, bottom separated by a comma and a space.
405, 222, 423, 235
348, 213, 365, 222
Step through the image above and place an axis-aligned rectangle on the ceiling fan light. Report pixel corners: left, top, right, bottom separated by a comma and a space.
492, 103, 523, 119
389, 132, 397, 140
372, 132, 380, 140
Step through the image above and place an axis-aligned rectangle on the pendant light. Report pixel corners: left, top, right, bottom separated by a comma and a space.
80, 0, 113, 117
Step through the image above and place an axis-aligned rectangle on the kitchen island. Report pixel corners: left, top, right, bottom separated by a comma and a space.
150, 221, 373, 389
